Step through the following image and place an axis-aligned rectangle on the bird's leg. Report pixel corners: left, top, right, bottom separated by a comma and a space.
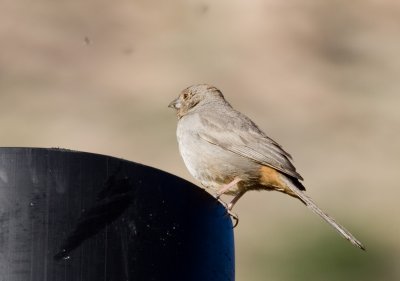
227, 190, 246, 210
216, 177, 242, 198
213, 177, 242, 228
226, 190, 247, 228
213, 193, 240, 228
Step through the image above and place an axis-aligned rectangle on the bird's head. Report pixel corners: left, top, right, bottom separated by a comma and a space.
168, 84, 225, 119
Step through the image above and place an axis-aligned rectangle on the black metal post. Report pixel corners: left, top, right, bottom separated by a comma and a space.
0, 148, 234, 281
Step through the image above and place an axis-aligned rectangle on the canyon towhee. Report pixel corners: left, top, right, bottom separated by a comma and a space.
169, 84, 364, 250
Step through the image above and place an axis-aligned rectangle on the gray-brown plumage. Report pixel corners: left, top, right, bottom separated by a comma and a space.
169, 84, 365, 250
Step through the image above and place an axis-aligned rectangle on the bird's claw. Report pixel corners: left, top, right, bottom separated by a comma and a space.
227, 210, 239, 228
213, 196, 239, 228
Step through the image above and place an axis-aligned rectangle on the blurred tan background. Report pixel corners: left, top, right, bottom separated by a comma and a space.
1, 0, 399, 280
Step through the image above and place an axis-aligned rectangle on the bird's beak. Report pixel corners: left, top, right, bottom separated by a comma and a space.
168, 97, 181, 110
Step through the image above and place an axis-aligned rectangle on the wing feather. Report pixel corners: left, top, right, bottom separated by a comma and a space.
198, 111, 304, 180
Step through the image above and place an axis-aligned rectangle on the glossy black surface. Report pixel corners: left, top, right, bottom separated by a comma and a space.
0, 148, 234, 281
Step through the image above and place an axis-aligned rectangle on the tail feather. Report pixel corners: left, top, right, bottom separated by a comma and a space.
283, 178, 365, 250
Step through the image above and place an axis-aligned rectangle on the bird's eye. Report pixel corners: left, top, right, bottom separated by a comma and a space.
182, 93, 189, 100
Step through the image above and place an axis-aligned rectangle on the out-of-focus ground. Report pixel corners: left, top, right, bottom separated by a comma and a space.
1, 0, 399, 280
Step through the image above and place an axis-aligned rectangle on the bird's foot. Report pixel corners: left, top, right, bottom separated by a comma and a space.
220, 204, 239, 227
213, 195, 239, 228
226, 209, 239, 228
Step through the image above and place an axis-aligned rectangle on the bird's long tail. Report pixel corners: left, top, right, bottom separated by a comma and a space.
282, 177, 365, 250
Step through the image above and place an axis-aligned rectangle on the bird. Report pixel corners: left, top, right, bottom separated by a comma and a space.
168, 84, 365, 250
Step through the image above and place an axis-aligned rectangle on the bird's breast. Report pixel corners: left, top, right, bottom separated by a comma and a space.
176, 115, 260, 192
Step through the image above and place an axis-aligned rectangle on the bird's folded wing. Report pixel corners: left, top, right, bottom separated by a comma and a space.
198, 129, 303, 181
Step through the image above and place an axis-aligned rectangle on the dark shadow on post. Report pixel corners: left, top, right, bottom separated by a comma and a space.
0, 148, 235, 281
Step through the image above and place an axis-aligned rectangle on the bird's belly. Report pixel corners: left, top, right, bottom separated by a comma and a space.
177, 129, 258, 193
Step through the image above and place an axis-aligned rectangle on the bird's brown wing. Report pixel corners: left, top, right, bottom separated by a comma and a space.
198, 111, 304, 181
